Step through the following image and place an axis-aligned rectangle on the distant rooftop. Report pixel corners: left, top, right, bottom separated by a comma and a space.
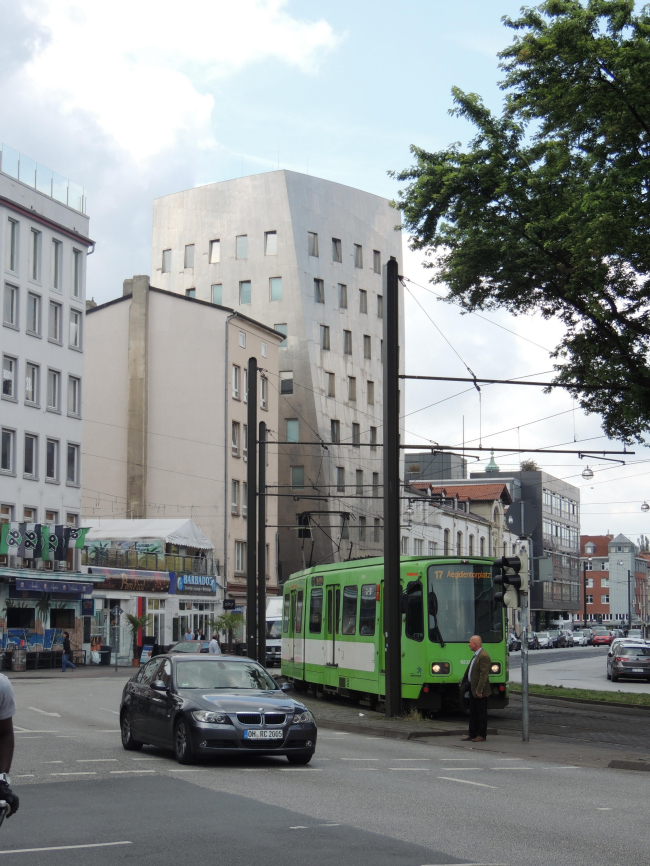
0, 142, 86, 214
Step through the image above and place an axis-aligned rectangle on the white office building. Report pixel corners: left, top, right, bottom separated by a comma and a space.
0, 143, 91, 544
151, 170, 403, 581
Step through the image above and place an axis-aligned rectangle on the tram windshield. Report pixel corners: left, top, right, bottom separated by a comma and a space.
427, 563, 503, 644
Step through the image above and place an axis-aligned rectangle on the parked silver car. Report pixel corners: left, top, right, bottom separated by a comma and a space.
536, 632, 554, 648
572, 630, 590, 647
606, 643, 650, 682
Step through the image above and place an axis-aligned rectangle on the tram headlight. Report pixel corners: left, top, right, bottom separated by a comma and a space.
490, 663, 502, 674
430, 662, 450, 675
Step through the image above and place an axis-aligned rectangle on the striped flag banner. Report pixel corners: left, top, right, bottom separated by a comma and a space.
1, 523, 88, 559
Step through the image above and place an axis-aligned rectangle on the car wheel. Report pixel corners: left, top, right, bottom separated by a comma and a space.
606, 672, 611, 680
174, 718, 195, 765
286, 752, 313, 765
121, 711, 143, 751
611, 675, 619, 683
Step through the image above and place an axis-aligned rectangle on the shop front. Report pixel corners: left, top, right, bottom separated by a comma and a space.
168, 572, 221, 642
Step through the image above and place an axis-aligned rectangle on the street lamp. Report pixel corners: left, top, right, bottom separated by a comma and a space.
582, 466, 594, 480
642, 501, 650, 513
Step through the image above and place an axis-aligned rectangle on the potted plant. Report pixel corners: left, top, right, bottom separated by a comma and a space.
124, 613, 152, 666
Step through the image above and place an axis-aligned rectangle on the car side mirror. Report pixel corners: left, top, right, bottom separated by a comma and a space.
280, 681, 293, 692
151, 679, 169, 691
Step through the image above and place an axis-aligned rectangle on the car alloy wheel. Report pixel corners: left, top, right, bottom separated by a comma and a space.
174, 718, 194, 765
121, 711, 143, 751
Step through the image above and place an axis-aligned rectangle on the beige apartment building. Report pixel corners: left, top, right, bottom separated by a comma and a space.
81, 276, 283, 614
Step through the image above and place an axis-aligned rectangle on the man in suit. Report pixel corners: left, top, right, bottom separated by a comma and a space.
459, 635, 492, 742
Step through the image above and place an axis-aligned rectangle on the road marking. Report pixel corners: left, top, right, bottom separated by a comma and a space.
110, 770, 156, 774
280, 768, 323, 772
96, 730, 120, 733
99, 708, 120, 715
14, 736, 41, 739
167, 768, 208, 772
77, 759, 118, 763
14, 730, 58, 734
42, 761, 63, 764
440, 758, 473, 761
289, 826, 308, 830
340, 758, 379, 761
388, 767, 429, 771
132, 757, 158, 761
490, 767, 532, 771
440, 768, 482, 771
27, 707, 60, 717
16, 775, 35, 778
321, 823, 340, 826
50, 772, 97, 776
597, 808, 612, 811
557, 766, 580, 769
438, 776, 497, 789
0, 841, 132, 855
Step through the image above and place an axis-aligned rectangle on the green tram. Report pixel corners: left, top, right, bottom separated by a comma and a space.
281, 555, 508, 713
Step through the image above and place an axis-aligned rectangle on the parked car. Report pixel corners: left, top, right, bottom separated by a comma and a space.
606, 643, 650, 682
527, 632, 540, 650
609, 637, 646, 659
572, 630, 590, 647
536, 632, 554, 649
167, 640, 218, 655
508, 633, 521, 652
120, 654, 317, 764
592, 628, 614, 646
627, 629, 644, 640
611, 629, 625, 639
547, 629, 571, 648
560, 630, 574, 647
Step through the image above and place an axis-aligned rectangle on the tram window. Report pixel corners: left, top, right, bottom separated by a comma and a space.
309, 589, 323, 633
359, 584, 376, 635
295, 591, 304, 632
283, 595, 290, 633
341, 585, 358, 635
404, 583, 424, 641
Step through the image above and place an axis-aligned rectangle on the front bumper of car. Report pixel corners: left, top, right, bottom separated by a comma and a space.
187, 717, 317, 756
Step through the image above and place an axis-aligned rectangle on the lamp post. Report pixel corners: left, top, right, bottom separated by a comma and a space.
628, 568, 632, 631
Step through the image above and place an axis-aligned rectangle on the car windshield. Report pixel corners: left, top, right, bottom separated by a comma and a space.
593, 629, 608, 634
266, 619, 282, 640
170, 643, 198, 652
618, 646, 650, 657
174, 660, 279, 690
426, 563, 503, 643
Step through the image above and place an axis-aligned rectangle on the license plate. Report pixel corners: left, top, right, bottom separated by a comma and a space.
243, 729, 283, 740
632, 668, 645, 673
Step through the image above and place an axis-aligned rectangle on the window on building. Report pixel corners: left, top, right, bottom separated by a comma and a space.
373, 250, 381, 274
68, 375, 80, 416
185, 288, 195, 298
413, 538, 423, 556
2, 356, 16, 399
47, 370, 60, 411
232, 365, 240, 400
27, 292, 41, 335
280, 371, 293, 394
314, 279, 324, 304
24, 434, 37, 478
348, 376, 356, 401
6, 219, 18, 272
586, 577, 594, 588
352, 422, 360, 447
30, 229, 41, 281
291, 466, 304, 488
370, 426, 377, 451
231, 421, 240, 457
3, 284, 18, 327
236, 235, 248, 259
359, 289, 367, 314
356, 469, 364, 495
48, 301, 61, 342
457, 532, 463, 556
330, 419, 340, 443
377, 294, 383, 319
479, 537, 485, 556
260, 376, 268, 410
374, 518, 381, 543
239, 331, 246, 348
270, 277, 282, 301
601, 595, 609, 604
231, 480, 240, 515
401, 536, 409, 555
72, 249, 82, 297
239, 280, 251, 304
235, 540, 246, 572
601, 577, 609, 587
51, 239, 62, 289
320, 325, 330, 350
586, 595, 593, 605
372, 472, 379, 495
46, 438, 59, 481
359, 516, 366, 543
354, 244, 363, 269
1, 429, 15, 473
162, 249, 171, 272
428, 541, 436, 556
341, 516, 350, 540
275, 323, 287, 347
286, 419, 299, 443
363, 335, 371, 359
338, 283, 347, 309
469, 534, 474, 556
209, 239, 220, 263
336, 466, 345, 492
308, 232, 319, 257
242, 482, 248, 516
0, 504, 12, 524
332, 238, 342, 262
69, 308, 82, 349
265, 231, 277, 256
367, 380, 375, 405
444, 528, 450, 555
243, 424, 248, 462
343, 329, 352, 354
66, 443, 80, 485
26, 363, 39, 404
211, 284, 222, 305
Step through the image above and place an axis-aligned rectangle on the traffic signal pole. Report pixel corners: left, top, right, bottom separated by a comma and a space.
520, 558, 530, 743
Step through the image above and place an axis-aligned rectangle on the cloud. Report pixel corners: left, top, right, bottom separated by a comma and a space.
18, 0, 341, 159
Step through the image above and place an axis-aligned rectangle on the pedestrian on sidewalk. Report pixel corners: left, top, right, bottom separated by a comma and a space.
208, 633, 221, 654
61, 631, 76, 672
0, 673, 19, 820
459, 635, 491, 742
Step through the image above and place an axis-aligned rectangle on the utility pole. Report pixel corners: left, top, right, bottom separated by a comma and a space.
257, 421, 267, 667
246, 358, 258, 661
383, 258, 401, 718
520, 545, 530, 743
583, 559, 588, 629
628, 568, 632, 630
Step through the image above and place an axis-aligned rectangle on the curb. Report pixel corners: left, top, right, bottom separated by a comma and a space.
608, 760, 650, 772
316, 717, 497, 740
510, 689, 650, 712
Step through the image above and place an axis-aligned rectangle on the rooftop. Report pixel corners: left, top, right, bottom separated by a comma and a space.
0, 142, 86, 214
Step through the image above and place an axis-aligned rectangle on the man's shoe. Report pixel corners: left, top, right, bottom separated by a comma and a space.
471, 736, 486, 742
460, 736, 473, 741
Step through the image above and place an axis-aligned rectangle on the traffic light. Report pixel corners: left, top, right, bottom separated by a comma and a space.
492, 550, 529, 608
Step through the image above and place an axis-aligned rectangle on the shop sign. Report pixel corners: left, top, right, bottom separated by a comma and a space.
172, 573, 217, 595
223, 599, 237, 610
82, 599, 95, 616
15, 578, 93, 594
88, 567, 170, 593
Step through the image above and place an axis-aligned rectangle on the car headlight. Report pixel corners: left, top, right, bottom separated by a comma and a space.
292, 709, 313, 724
192, 710, 230, 724
490, 663, 501, 674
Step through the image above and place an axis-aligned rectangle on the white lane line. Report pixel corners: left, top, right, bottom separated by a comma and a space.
110, 770, 156, 774
321, 824, 340, 826
42, 761, 63, 764
99, 708, 120, 714
558, 766, 580, 769
289, 826, 308, 830
50, 772, 97, 776
440, 768, 482, 771
14, 736, 41, 739
27, 707, 61, 717
280, 768, 323, 772
16, 775, 35, 778
96, 729, 120, 732
597, 808, 612, 811
0, 841, 132, 855
490, 767, 532, 771
440, 758, 473, 761
393, 758, 431, 761
340, 758, 379, 761
438, 776, 497, 789
77, 759, 118, 763
166, 768, 208, 773
241, 769, 269, 772
420, 863, 508, 866
388, 767, 429, 771
132, 757, 158, 761
14, 730, 58, 734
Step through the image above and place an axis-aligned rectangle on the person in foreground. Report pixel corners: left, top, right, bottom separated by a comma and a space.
0, 671, 19, 819
460, 635, 491, 743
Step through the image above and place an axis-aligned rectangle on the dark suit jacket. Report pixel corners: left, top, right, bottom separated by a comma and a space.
461, 648, 492, 698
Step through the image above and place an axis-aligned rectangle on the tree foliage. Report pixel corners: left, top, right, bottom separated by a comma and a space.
392, 0, 650, 443
520, 459, 541, 471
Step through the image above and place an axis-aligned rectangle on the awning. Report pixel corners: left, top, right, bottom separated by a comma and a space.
0, 567, 105, 583
83, 519, 214, 550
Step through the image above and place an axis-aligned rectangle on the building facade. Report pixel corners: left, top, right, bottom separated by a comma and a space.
404, 452, 467, 483
81, 277, 283, 623
580, 534, 649, 627
150, 170, 403, 581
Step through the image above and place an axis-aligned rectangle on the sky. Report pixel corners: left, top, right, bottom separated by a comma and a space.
2, 0, 649, 541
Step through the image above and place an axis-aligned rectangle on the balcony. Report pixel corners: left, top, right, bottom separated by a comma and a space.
82, 548, 217, 576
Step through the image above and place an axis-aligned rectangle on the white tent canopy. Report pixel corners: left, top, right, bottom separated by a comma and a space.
83, 519, 214, 550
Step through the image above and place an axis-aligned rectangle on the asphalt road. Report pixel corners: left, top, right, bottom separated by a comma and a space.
508, 646, 610, 668
3, 674, 650, 866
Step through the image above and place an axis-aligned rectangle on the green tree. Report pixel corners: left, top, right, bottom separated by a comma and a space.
124, 612, 152, 661
392, 0, 650, 443
210, 612, 244, 654
520, 459, 541, 471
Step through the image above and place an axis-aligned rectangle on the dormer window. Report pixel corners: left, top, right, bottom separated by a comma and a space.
585, 542, 596, 555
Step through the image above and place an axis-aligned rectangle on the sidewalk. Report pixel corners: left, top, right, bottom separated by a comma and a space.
5, 665, 134, 680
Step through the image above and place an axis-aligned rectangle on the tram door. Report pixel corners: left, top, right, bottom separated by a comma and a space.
325, 585, 340, 666
290, 589, 305, 677
379, 580, 385, 674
